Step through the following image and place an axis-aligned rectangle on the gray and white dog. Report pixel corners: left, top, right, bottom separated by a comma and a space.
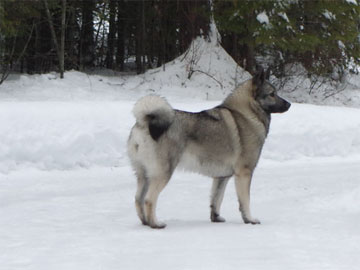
127, 68, 290, 228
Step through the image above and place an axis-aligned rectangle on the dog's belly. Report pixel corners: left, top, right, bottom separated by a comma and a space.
177, 151, 233, 178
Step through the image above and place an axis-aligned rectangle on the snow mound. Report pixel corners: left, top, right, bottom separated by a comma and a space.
130, 36, 250, 100
0, 34, 250, 102
131, 22, 250, 100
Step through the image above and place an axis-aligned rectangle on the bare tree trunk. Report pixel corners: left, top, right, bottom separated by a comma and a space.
141, 0, 146, 72
106, 0, 116, 69
43, 0, 66, 78
66, 2, 77, 69
135, 0, 145, 74
80, 0, 95, 70
243, 43, 255, 75
60, 0, 66, 78
116, 0, 125, 71
0, 0, 3, 65
158, 0, 166, 68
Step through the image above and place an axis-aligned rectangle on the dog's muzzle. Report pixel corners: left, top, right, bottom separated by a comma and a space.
272, 99, 291, 113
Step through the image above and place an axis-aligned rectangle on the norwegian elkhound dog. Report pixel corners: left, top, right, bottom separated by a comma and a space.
127, 68, 290, 229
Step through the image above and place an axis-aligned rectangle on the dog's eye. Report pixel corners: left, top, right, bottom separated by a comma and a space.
269, 93, 275, 97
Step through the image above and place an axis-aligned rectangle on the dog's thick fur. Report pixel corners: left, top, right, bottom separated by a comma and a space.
127, 68, 291, 228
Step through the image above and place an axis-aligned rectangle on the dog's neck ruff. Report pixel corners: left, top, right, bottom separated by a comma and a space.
221, 81, 270, 130
218, 105, 269, 140
249, 101, 271, 135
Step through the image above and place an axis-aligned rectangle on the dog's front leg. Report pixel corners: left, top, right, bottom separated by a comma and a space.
234, 170, 260, 225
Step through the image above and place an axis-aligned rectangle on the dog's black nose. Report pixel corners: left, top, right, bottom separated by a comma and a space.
285, 101, 291, 110
278, 100, 291, 113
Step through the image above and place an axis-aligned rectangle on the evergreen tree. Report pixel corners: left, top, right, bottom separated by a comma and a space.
214, 0, 360, 77
5, 0, 358, 85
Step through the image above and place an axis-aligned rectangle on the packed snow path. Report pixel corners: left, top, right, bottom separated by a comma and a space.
1, 162, 359, 270
1, 98, 360, 270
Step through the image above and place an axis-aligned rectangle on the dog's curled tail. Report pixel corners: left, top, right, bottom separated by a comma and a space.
132, 95, 175, 141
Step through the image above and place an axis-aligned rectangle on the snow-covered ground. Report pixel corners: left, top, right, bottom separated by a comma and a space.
2, 161, 359, 270
1, 37, 360, 269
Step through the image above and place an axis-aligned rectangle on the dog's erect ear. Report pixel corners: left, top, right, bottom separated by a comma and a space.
253, 67, 266, 88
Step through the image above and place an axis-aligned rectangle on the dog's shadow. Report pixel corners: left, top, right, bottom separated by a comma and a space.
132, 219, 246, 231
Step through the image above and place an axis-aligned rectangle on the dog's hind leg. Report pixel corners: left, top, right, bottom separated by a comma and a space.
144, 175, 170, 229
210, 177, 230, 222
134, 165, 149, 226
234, 170, 260, 225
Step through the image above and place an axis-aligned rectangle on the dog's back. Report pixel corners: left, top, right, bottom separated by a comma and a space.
128, 97, 241, 179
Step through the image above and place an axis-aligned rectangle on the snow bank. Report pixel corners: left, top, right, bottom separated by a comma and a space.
277, 65, 360, 108
263, 103, 360, 162
1, 98, 360, 173
0, 101, 133, 173
0, 71, 138, 101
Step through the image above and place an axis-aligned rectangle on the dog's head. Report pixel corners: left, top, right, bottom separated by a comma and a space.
252, 68, 291, 114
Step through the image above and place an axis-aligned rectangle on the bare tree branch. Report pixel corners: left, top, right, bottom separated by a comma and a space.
191, 69, 223, 89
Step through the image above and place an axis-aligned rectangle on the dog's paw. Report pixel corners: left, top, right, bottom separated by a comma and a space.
244, 218, 261, 225
141, 219, 148, 226
211, 212, 226, 223
149, 222, 167, 229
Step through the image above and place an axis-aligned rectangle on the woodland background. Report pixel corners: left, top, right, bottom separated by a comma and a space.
1, 0, 360, 83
